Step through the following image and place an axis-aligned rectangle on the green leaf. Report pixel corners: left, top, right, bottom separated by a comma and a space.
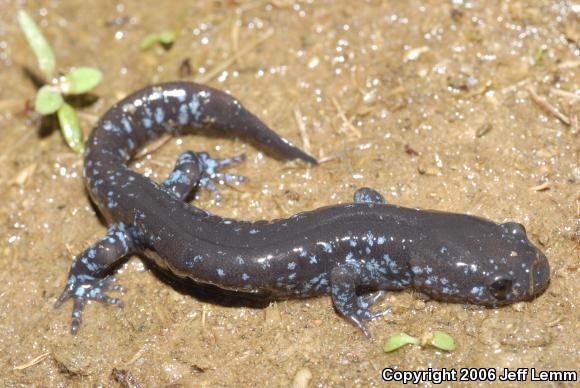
159, 31, 176, 44
57, 103, 84, 153
139, 31, 176, 51
17, 10, 56, 79
429, 331, 456, 352
59, 67, 103, 95
383, 332, 419, 353
35, 85, 63, 115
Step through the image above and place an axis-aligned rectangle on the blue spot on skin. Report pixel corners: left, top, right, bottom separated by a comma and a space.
87, 248, 96, 259
121, 118, 133, 133
470, 286, 484, 296
189, 94, 201, 119
366, 231, 374, 246
177, 152, 193, 164
345, 252, 355, 264
178, 104, 189, 125
258, 257, 271, 269
114, 230, 128, 251
103, 120, 118, 132
383, 254, 400, 273
155, 107, 165, 124
320, 242, 332, 253
166, 170, 191, 186
365, 259, 381, 276
74, 287, 87, 297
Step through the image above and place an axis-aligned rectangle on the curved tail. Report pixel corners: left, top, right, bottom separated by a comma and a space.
85, 82, 317, 165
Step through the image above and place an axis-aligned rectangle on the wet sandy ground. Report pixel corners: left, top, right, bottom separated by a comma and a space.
0, 0, 578, 386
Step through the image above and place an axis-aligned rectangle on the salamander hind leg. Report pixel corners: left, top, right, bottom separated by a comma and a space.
163, 151, 247, 201
54, 223, 136, 334
330, 266, 388, 339
354, 187, 388, 204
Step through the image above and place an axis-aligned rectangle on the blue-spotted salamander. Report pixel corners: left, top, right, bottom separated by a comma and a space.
55, 82, 550, 338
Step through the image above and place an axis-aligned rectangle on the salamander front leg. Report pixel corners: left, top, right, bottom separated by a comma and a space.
354, 187, 388, 204
54, 223, 136, 334
163, 151, 247, 201
330, 266, 388, 339
359, 290, 387, 307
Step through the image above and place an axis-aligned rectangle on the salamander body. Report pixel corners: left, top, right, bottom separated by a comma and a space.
55, 82, 550, 337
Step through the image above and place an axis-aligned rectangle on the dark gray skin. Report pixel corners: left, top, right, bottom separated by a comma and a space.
55, 82, 550, 338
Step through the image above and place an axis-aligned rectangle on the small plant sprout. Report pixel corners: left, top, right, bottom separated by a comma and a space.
383, 330, 456, 353
17, 9, 103, 153
421, 330, 456, 352
139, 31, 176, 51
383, 332, 420, 352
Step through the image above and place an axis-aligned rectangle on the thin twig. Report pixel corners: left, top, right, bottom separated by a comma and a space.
501, 79, 529, 95
557, 60, 580, 69
330, 97, 362, 138
293, 107, 311, 153
13, 352, 50, 370
195, 29, 274, 84
529, 181, 551, 192
550, 88, 580, 102
317, 143, 371, 164
231, 18, 242, 67
526, 86, 571, 125
569, 105, 579, 135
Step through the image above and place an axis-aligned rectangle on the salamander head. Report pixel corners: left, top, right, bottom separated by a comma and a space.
410, 217, 550, 307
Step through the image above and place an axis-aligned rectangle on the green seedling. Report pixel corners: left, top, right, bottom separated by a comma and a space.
140, 31, 176, 51
383, 332, 420, 352
422, 330, 456, 352
17, 9, 103, 153
383, 330, 456, 353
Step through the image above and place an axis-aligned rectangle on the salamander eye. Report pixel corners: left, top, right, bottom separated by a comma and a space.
488, 276, 512, 300
500, 222, 526, 237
